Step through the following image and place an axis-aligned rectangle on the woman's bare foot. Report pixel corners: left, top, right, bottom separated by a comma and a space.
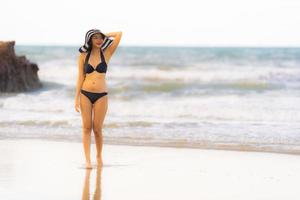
86, 162, 93, 169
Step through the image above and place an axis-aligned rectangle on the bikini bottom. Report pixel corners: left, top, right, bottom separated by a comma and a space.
80, 89, 108, 104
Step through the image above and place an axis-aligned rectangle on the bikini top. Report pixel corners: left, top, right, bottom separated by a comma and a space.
84, 49, 107, 74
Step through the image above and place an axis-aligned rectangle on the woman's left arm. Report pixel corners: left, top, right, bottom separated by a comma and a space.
104, 31, 122, 57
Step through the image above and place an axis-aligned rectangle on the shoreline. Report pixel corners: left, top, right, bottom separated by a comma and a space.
0, 135, 299, 157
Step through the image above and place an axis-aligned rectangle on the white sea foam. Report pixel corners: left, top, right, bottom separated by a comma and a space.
0, 46, 299, 154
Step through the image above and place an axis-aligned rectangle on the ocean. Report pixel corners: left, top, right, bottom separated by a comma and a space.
0, 45, 300, 154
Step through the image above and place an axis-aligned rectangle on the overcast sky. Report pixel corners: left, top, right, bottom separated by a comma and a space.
1, 0, 300, 47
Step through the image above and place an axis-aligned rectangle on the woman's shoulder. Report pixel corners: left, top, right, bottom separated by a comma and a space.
77, 52, 88, 65
78, 52, 88, 60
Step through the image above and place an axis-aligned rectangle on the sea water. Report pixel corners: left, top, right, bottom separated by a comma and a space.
0, 45, 300, 154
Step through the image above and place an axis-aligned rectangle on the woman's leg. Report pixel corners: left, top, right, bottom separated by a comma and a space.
80, 92, 93, 168
93, 95, 108, 167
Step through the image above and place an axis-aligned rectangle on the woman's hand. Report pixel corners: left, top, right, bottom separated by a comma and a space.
75, 99, 80, 113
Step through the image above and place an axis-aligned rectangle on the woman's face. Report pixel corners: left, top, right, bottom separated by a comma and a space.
91, 33, 104, 48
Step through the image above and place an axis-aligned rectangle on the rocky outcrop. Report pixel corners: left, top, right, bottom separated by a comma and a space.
0, 41, 42, 92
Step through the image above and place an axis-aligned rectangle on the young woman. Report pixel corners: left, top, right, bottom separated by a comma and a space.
75, 29, 122, 169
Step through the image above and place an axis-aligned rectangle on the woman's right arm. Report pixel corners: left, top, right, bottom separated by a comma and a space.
74, 53, 85, 112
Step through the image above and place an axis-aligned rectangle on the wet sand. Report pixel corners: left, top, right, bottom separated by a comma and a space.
0, 138, 300, 200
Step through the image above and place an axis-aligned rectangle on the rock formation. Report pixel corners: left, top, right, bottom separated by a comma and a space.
0, 41, 42, 92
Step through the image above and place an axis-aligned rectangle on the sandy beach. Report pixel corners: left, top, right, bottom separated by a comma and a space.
0, 138, 299, 200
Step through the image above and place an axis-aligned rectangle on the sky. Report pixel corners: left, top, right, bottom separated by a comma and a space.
1, 0, 300, 47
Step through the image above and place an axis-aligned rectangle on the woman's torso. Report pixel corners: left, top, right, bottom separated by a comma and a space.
81, 50, 109, 93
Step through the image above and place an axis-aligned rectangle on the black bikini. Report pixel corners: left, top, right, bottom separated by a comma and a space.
80, 89, 107, 104
80, 49, 108, 104
84, 49, 107, 74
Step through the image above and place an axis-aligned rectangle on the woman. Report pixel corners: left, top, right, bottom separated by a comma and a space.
74, 29, 122, 169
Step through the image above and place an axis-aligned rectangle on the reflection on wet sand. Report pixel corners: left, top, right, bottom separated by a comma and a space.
82, 167, 102, 200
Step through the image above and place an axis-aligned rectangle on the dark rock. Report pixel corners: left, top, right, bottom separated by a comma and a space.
0, 41, 42, 92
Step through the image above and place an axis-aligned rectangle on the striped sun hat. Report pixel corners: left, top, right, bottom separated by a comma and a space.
78, 29, 114, 53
